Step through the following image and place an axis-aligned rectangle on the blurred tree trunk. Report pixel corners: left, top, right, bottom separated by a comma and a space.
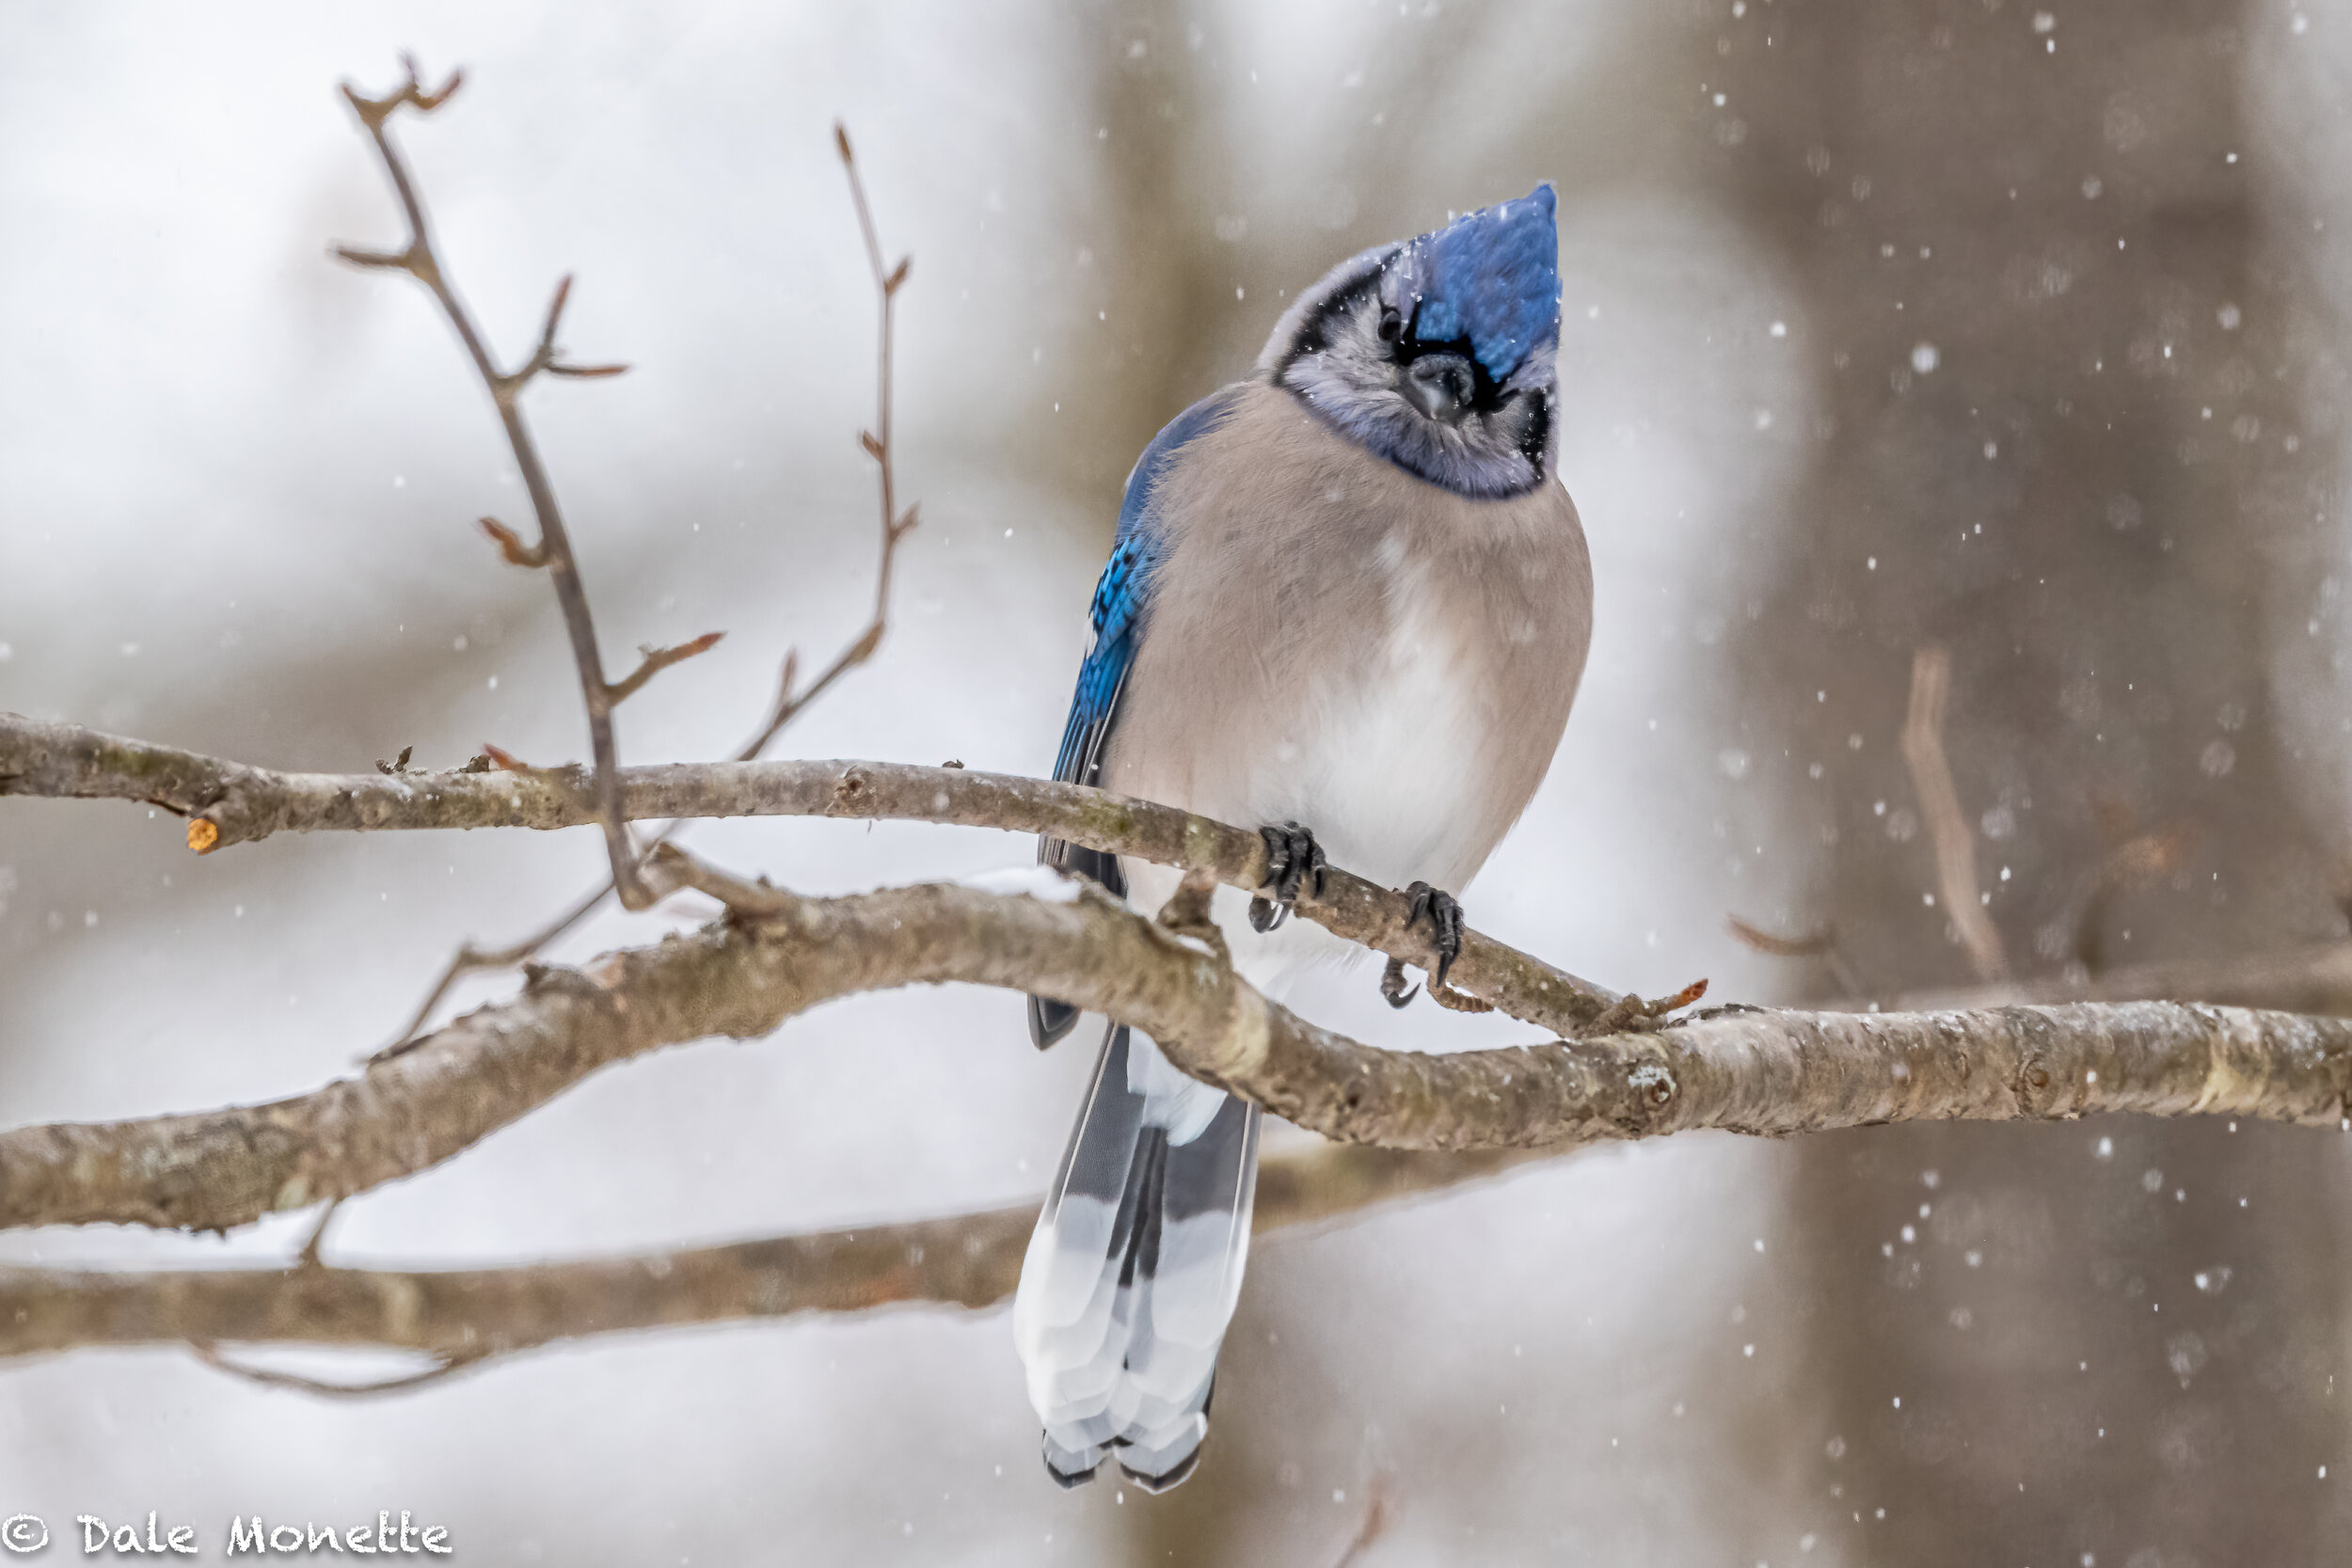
1038, 0, 1233, 512
1707, 1, 2350, 1560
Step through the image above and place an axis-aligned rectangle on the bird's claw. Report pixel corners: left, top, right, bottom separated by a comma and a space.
1380, 882, 1466, 1009
1380, 956, 1420, 1008
1406, 880, 1465, 991
1249, 821, 1327, 933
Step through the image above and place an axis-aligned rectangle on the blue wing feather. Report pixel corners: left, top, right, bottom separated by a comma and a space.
1048, 385, 1245, 794
1050, 531, 1153, 783
1029, 386, 1244, 1048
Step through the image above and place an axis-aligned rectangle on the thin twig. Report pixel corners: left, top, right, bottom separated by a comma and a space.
190, 1340, 484, 1399
1571, 978, 1708, 1038
640, 842, 793, 916
734, 122, 919, 761
376, 888, 611, 1059
1727, 914, 1865, 997
1899, 644, 2008, 982
335, 56, 651, 909
295, 1198, 342, 1269
374, 118, 919, 1046
605, 633, 726, 706
1330, 1476, 1397, 1568
1726, 915, 1835, 959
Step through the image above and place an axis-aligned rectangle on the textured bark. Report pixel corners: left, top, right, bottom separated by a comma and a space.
0, 711, 1623, 1034
0, 1145, 1550, 1367
4, 873, 2350, 1235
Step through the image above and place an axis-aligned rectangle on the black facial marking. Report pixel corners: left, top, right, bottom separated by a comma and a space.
1280, 273, 1380, 372
1517, 388, 1552, 474
1272, 253, 1555, 497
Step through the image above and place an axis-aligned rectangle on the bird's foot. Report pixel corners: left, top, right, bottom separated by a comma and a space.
1248, 821, 1327, 933
1382, 880, 1466, 1009
1407, 880, 1466, 989
1379, 956, 1419, 1008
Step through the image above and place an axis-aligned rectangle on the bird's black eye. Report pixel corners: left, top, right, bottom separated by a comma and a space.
1377, 307, 1402, 343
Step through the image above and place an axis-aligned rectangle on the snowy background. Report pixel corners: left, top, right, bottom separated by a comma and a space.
4, 3, 2349, 1563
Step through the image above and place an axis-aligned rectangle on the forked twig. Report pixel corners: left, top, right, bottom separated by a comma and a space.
373, 114, 918, 1055
641, 842, 792, 917
735, 121, 920, 759
335, 55, 657, 909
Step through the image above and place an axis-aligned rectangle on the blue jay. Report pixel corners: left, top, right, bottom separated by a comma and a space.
1012, 185, 1592, 1491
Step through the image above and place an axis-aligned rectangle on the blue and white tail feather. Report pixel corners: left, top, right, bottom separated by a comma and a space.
1016, 380, 1257, 1488
1013, 1022, 1261, 1490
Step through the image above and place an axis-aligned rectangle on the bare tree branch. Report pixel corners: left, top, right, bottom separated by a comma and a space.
334, 57, 654, 909
0, 1145, 1550, 1369
8, 69, 2350, 1419
372, 119, 923, 1048
731, 124, 922, 763
1900, 644, 2008, 982
0, 714, 1623, 1036
1, 874, 2347, 1236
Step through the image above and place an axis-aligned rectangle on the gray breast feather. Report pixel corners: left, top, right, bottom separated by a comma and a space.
1102, 379, 1592, 895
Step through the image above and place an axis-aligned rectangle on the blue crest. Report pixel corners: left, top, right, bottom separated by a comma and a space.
1394, 183, 1559, 381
